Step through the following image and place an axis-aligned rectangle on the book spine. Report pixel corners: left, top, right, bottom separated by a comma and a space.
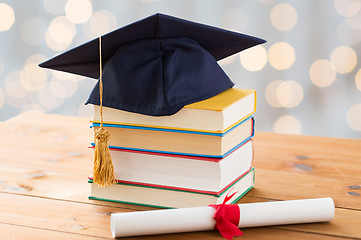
89, 138, 253, 162
90, 134, 253, 159
91, 116, 254, 137
88, 168, 254, 196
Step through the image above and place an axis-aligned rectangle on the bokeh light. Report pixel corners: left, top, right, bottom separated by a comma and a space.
221, 8, 248, 32
20, 18, 47, 46
270, 3, 298, 31
48, 18, 74, 44
20, 69, 46, 92
83, 10, 117, 38
346, 13, 361, 30
37, 83, 64, 110
266, 80, 283, 108
268, 42, 295, 70
309, 59, 337, 87
347, 104, 361, 131
45, 16, 76, 51
276, 80, 303, 108
0, 3, 15, 32
90, 10, 117, 35
219, 54, 237, 66
21, 54, 49, 92
239, 45, 267, 72
51, 71, 73, 81
5, 71, 29, 108
50, 77, 78, 99
330, 46, 357, 74
334, 0, 361, 17
273, 115, 302, 134
65, 0, 93, 24
356, 69, 361, 91
266, 80, 303, 108
48, 23, 72, 44
43, 0, 67, 15
51, 71, 85, 82
5, 75, 29, 99
0, 1, 360, 139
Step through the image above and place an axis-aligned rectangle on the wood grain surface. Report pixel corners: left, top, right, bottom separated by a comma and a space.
0, 111, 360, 239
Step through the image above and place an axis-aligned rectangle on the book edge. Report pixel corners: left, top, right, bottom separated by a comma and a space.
91, 115, 254, 136
88, 168, 254, 196
89, 120, 254, 159
184, 88, 255, 111
88, 185, 254, 209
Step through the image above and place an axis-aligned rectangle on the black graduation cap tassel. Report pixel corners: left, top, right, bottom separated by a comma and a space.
93, 36, 116, 187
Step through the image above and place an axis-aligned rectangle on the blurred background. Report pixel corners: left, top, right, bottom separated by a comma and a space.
0, 0, 360, 138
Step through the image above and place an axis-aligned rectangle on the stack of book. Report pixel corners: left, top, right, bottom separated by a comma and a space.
88, 88, 257, 208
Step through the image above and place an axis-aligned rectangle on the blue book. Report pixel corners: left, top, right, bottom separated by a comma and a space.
91, 116, 254, 158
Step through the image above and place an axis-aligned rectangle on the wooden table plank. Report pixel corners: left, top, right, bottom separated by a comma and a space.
0, 164, 155, 211
0, 223, 348, 240
251, 168, 361, 210
0, 192, 360, 239
0, 193, 361, 239
0, 192, 115, 239
254, 132, 361, 181
1, 111, 361, 239
0, 222, 108, 240
0, 111, 92, 176
277, 208, 361, 239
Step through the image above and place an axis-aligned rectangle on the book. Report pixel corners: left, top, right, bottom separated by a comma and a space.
90, 139, 253, 192
89, 168, 255, 209
91, 116, 254, 158
92, 88, 256, 133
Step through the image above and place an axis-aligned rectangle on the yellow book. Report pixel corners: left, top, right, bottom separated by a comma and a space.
92, 88, 256, 133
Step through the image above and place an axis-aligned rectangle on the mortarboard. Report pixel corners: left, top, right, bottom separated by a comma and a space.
39, 13, 266, 116
39, 13, 266, 187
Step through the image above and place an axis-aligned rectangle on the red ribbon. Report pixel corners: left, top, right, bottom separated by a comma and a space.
209, 191, 243, 240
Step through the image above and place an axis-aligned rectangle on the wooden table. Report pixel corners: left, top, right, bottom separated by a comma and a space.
0, 111, 360, 240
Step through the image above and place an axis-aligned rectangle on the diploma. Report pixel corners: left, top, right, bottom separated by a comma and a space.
111, 198, 334, 238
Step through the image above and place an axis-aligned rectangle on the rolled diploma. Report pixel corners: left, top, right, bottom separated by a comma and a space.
111, 198, 334, 238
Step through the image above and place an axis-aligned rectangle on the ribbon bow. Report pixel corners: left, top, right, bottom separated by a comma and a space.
209, 191, 243, 240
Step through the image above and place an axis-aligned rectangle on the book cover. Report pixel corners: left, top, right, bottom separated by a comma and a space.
92, 88, 256, 133
91, 116, 254, 158
89, 168, 255, 209
89, 140, 254, 192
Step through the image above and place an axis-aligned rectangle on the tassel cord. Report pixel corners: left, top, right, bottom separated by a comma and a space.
92, 36, 116, 187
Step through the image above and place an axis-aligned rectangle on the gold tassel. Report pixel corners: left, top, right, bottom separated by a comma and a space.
93, 127, 115, 187
93, 36, 116, 187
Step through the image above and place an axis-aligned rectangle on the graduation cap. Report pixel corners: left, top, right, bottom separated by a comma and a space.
39, 13, 266, 187
39, 13, 266, 116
